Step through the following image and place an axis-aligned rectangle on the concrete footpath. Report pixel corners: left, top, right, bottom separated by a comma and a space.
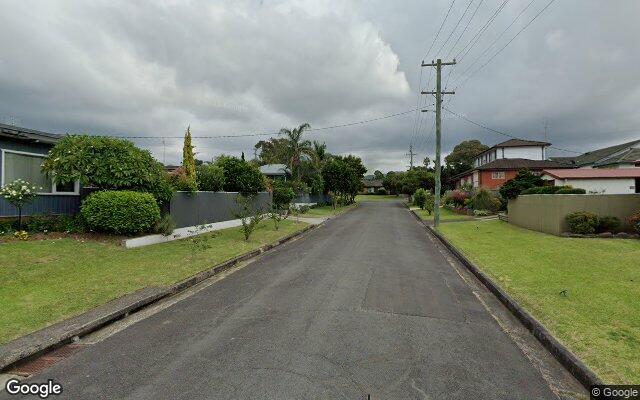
1, 201, 586, 399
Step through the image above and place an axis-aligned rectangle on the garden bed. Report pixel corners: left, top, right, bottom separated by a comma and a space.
438, 219, 640, 384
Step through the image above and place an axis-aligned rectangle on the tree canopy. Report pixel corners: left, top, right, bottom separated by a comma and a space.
444, 139, 488, 168
42, 135, 173, 204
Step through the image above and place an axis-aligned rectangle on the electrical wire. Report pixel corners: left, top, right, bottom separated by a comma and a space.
442, 106, 581, 154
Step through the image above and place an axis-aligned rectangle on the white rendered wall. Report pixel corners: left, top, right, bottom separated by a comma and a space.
502, 146, 545, 160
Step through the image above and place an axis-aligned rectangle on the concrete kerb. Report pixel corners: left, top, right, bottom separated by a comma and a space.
407, 207, 603, 389
0, 222, 320, 373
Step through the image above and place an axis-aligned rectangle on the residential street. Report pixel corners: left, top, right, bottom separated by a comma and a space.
2, 201, 580, 399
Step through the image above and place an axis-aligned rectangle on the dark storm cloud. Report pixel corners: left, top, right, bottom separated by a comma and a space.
0, 0, 638, 171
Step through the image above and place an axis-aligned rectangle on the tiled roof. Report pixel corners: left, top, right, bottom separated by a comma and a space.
362, 179, 383, 188
476, 158, 572, 171
542, 168, 640, 179
551, 139, 640, 167
493, 138, 551, 147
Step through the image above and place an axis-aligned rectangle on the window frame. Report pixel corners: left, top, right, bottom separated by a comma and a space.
1, 149, 80, 195
491, 171, 506, 180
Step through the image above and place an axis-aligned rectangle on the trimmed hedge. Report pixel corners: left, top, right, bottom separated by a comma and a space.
628, 210, 640, 234
597, 216, 621, 233
520, 185, 586, 195
565, 211, 599, 234
81, 190, 160, 235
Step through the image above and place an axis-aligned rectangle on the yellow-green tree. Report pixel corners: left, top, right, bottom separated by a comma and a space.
182, 125, 197, 185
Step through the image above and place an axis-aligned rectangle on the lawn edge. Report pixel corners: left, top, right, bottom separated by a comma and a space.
0, 221, 321, 373
407, 207, 603, 389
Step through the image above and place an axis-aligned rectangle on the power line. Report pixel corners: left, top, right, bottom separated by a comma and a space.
434, 0, 475, 58
454, 0, 557, 90
456, 0, 537, 81
119, 108, 423, 139
423, 0, 458, 60
442, 106, 581, 154
444, 0, 485, 60
453, 0, 509, 62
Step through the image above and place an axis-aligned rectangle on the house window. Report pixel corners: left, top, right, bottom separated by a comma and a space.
491, 171, 506, 180
1, 150, 79, 194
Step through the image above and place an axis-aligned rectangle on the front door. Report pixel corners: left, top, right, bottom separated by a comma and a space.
636, 178, 640, 193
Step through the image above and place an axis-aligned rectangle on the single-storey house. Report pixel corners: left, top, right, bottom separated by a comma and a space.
0, 124, 80, 217
452, 139, 571, 189
259, 164, 290, 181
541, 168, 640, 194
361, 179, 383, 194
551, 139, 640, 169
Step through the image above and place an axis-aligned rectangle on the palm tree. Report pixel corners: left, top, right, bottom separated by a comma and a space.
312, 141, 327, 169
279, 123, 312, 180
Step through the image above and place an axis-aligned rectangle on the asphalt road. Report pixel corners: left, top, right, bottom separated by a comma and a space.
3, 201, 578, 399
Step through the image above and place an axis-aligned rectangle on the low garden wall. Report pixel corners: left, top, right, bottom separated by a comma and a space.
508, 194, 640, 235
169, 191, 272, 229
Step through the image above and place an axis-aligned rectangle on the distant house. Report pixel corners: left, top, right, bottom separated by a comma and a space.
541, 168, 640, 194
452, 139, 571, 189
551, 139, 640, 169
259, 164, 290, 181
0, 124, 80, 217
361, 179, 383, 194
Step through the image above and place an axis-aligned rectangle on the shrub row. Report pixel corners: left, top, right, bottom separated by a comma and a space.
521, 185, 586, 195
565, 211, 621, 234
0, 215, 86, 235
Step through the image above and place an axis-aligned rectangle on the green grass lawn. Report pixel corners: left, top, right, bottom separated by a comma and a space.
355, 194, 403, 202
439, 220, 640, 384
303, 204, 356, 217
411, 206, 473, 222
0, 220, 307, 345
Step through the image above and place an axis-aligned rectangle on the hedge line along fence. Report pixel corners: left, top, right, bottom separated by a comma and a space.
508, 194, 640, 235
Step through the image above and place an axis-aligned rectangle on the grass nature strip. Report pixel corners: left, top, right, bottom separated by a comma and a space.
438, 219, 640, 384
0, 220, 307, 345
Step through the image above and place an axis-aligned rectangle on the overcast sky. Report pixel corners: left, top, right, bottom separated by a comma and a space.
1, 0, 639, 172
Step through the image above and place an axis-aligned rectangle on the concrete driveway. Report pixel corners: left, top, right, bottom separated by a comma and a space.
1, 201, 584, 399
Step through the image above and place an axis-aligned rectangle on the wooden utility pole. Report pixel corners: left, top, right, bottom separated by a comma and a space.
406, 144, 417, 170
421, 58, 455, 227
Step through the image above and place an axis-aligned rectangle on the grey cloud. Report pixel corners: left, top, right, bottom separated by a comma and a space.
0, 0, 639, 171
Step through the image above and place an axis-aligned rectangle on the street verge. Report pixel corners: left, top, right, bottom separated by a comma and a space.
0, 223, 320, 373
407, 208, 602, 389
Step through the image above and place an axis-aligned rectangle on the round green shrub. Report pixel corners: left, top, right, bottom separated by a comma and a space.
81, 191, 160, 235
272, 181, 296, 210
565, 211, 599, 234
413, 188, 428, 210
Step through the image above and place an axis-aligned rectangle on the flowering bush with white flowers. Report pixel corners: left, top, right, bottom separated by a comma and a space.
0, 179, 41, 229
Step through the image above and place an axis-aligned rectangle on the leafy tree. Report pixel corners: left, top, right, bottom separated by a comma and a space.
423, 157, 431, 168
270, 181, 296, 230
413, 188, 427, 210
444, 140, 488, 169
383, 172, 403, 195
196, 163, 225, 191
215, 155, 266, 195
280, 123, 313, 180
182, 126, 197, 185
254, 138, 290, 165
423, 191, 435, 215
374, 170, 384, 180
322, 155, 365, 206
400, 168, 435, 197
168, 167, 198, 192
499, 169, 544, 199
42, 135, 174, 204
